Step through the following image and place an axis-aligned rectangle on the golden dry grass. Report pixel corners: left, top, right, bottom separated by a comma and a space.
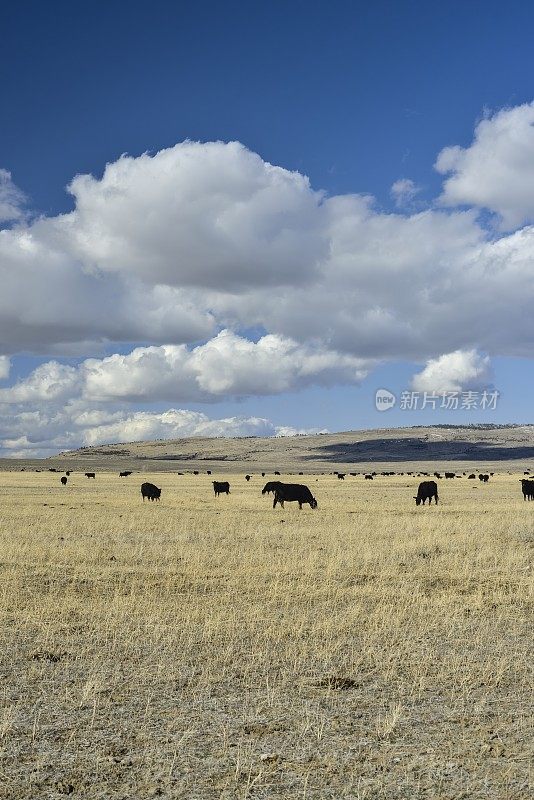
0, 470, 532, 799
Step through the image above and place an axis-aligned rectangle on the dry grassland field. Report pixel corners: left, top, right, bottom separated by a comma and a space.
0, 469, 532, 799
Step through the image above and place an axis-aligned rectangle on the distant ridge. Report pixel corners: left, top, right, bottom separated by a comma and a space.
44, 424, 534, 473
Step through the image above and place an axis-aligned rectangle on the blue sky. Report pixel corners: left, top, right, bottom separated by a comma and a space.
5, 0, 534, 213
2, 1, 534, 454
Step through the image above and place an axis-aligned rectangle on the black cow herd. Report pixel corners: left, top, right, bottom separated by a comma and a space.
139, 478, 318, 508
48, 468, 534, 508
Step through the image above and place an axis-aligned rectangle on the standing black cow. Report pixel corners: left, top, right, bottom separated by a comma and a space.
141, 482, 161, 501
60, 476, 67, 486
414, 480, 439, 506
365, 474, 373, 480
262, 481, 283, 495
520, 479, 534, 500
119, 471, 132, 477
213, 481, 230, 496
245, 475, 251, 481
272, 483, 317, 510
337, 473, 345, 480
85, 472, 96, 479
444, 472, 455, 479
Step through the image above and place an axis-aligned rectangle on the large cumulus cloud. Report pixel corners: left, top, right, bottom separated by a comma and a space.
61, 141, 326, 289
0, 331, 370, 405
2, 129, 534, 361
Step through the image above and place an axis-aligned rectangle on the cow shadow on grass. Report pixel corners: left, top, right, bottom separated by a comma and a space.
304, 438, 534, 463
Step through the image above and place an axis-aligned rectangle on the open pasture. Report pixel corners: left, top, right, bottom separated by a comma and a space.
0, 470, 532, 798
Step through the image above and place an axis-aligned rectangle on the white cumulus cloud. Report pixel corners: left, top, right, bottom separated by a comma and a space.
2, 128, 534, 362
59, 140, 326, 290
81, 409, 280, 447
390, 178, 421, 208
0, 170, 26, 224
0, 356, 10, 380
436, 102, 534, 230
0, 331, 371, 405
412, 349, 492, 393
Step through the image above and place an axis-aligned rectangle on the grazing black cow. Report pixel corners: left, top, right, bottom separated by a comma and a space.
468, 473, 476, 479
298, 472, 304, 475
193, 471, 199, 475
207, 470, 211, 475
65, 471, 71, 476
365, 474, 373, 480
119, 471, 132, 477
274, 471, 281, 476
479, 474, 489, 482
213, 481, 230, 496
141, 482, 161, 502
434, 472, 442, 479
414, 480, 438, 506
49, 468, 57, 472
262, 481, 282, 495
85, 472, 95, 479
520, 479, 534, 500
272, 483, 317, 510
337, 473, 345, 480
245, 475, 251, 481
261, 472, 265, 477
444, 472, 455, 479
349, 472, 357, 476
60, 476, 67, 486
